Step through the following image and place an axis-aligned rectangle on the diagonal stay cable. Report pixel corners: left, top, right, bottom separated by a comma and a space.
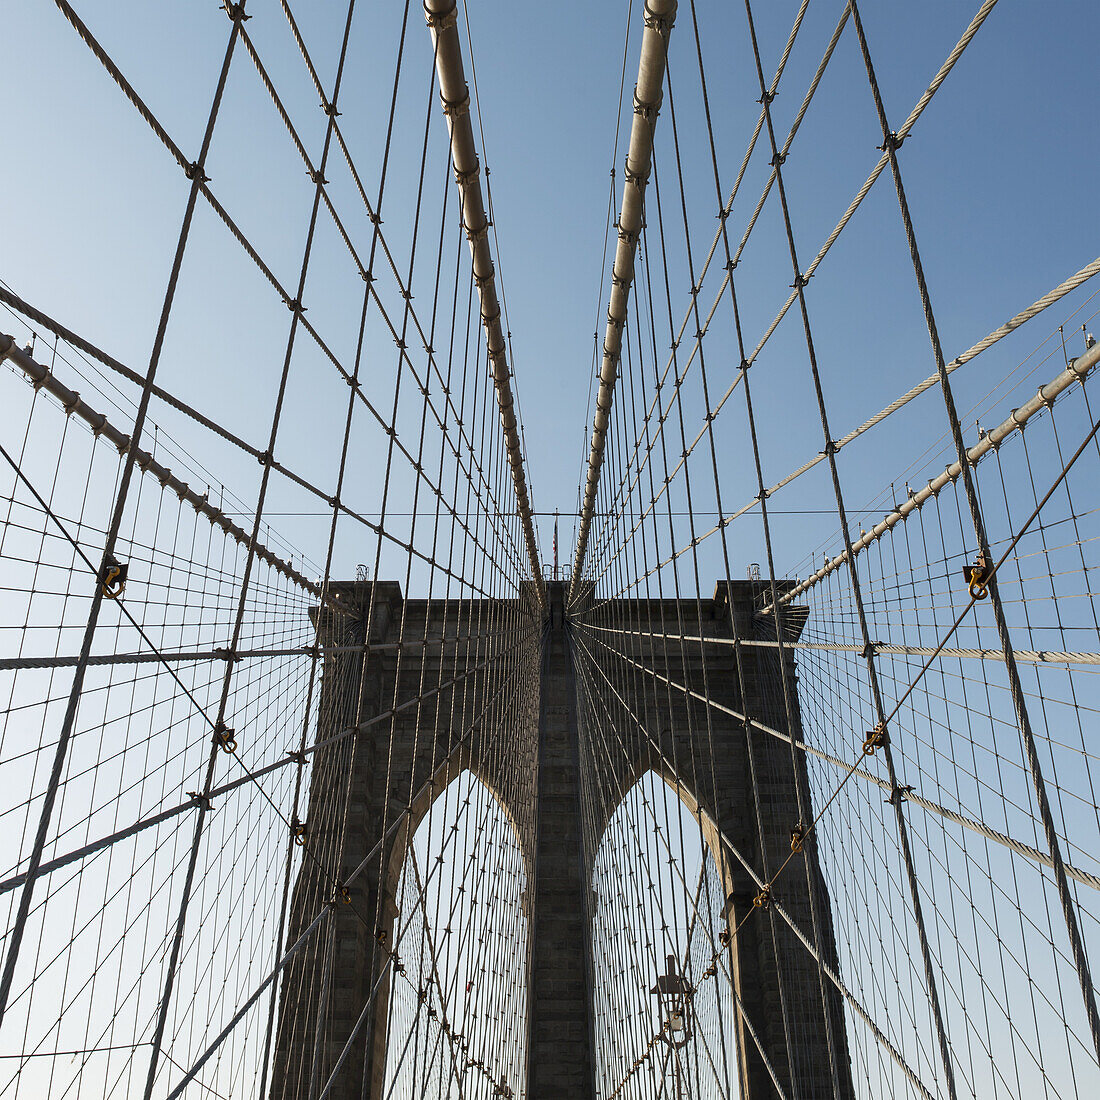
582, 0, 1004, 604
160, 646, 532, 1100
0, 439, 220, 732
0, 8, 245, 1030
579, 398, 1100, 1088
45, 2, 529, 583
569, 627, 936, 1100
591, 256, 1100, 607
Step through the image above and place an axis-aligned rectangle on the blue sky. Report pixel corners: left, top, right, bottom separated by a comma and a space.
2, 4, 1099, 1096
1, 0, 1097, 585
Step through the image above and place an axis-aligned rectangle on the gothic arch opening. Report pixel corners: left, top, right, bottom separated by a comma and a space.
590, 769, 742, 1099
381, 769, 529, 1098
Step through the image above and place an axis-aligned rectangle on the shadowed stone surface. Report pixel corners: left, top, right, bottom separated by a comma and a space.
528, 582, 595, 1097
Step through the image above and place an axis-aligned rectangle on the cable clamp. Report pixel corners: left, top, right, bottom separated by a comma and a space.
770, 151, 786, 168
61, 389, 81, 415
862, 723, 888, 756
99, 555, 128, 599
222, 2, 250, 22
886, 784, 914, 807
790, 823, 807, 853
284, 298, 306, 314
623, 159, 647, 189
726, 259, 738, 273
376, 927, 388, 947
453, 158, 480, 186
632, 87, 662, 120
878, 131, 905, 153
423, 1, 458, 30
861, 641, 877, 659
758, 88, 776, 106
963, 552, 990, 600
287, 748, 307, 766
441, 87, 470, 119
309, 168, 328, 185
290, 818, 307, 845
791, 272, 809, 289
465, 221, 490, 244
187, 790, 212, 811
752, 885, 772, 910
320, 100, 341, 118
184, 162, 209, 183
819, 438, 837, 456
213, 722, 237, 754
643, 2, 676, 33
337, 884, 352, 905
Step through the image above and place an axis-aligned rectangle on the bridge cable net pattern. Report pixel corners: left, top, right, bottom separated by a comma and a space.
0, 0, 1097, 1099
568, 0, 1100, 1098
0, 0, 540, 1097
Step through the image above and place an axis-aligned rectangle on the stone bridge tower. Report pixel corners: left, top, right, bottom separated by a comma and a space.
269, 579, 853, 1099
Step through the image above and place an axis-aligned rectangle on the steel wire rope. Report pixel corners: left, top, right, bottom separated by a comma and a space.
592, 283, 1100, 607
741, 2, 967, 1088
34, 4, 531, 593
274, 96, 460, 1098
575, 0, 638, 554
0, 6, 247, 1033
580, 0, 1009, 608
0, 287, 322, 579
273, 0, 528, 549
647, 136, 804, 1096
581, 392, 1100, 1095
570, 627, 934, 1099
577, 624, 1100, 895
574, 0, 841, 587
162, 644, 535, 1099
576, 651, 783, 1082
138, 0, 378, 1085
845, 0, 1100, 1059
673, 8, 848, 1088
309, 23, 451, 1090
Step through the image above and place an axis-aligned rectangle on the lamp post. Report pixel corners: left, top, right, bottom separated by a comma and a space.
651, 953, 693, 1098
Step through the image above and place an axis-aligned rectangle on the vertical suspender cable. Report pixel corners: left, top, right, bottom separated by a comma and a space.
569, 0, 677, 604
424, 0, 546, 611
